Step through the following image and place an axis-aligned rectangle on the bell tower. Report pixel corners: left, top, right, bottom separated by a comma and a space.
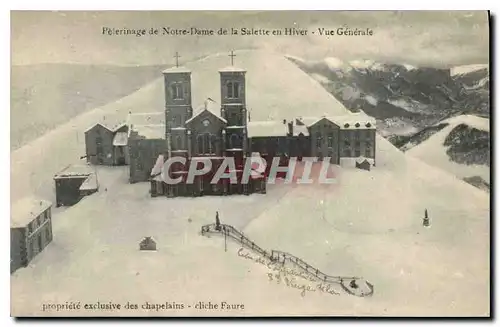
219, 51, 248, 159
163, 52, 193, 159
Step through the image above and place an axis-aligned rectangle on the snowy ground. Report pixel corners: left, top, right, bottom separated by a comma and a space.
11, 136, 489, 317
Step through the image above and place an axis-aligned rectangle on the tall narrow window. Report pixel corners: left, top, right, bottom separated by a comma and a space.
316, 135, 322, 148
197, 135, 204, 154
327, 134, 334, 147
365, 142, 372, 157
174, 135, 183, 150
227, 82, 240, 98
171, 83, 184, 100
230, 134, 240, 149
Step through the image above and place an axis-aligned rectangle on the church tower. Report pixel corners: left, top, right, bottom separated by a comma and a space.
219, 51, 248, 161
163, 52, 193, 159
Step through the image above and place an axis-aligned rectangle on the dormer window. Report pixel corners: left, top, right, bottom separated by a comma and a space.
355, 123, 360, 128
344, 123, 350, 128
366, 122, 372, 128
227, 81, 240, 99
171, 83, 184, 100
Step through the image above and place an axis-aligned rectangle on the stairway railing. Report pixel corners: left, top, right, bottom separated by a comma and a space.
201, 223, 374, 297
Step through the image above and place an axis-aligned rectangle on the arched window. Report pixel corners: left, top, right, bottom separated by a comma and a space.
230, 134, 241, 149
171, 83, 184, 100
227, 82, 240, 98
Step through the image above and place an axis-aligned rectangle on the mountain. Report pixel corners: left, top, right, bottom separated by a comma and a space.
11, 64, 167, 150
286, 56, 490, 140
405, 115, 490, 191
11, 50, 489, 317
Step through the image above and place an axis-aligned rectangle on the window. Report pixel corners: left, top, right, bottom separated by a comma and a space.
327, 134, 334, 147
28, 222, 33, 234
173, 135, 183, 150
316, 135, 322, 148
37, 216, 42, 226
365, 142, 372, 157
171, 83, 184, 100
197, 133, 216, 154
230, 134, 241, 149
227, 82, 240, 98
343, 148, 351, 157
230, 112, 240, 126
45, 228, 51, 242
355, 148, 361, 157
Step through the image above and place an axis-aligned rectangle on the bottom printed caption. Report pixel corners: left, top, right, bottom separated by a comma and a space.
42, 301, 245, 313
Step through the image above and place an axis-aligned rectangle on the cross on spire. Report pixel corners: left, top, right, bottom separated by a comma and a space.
174, 52, 181, 67
229, 50, 236, 66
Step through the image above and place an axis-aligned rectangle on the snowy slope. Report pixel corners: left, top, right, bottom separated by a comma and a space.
11, 136, 490, 317
450, 64, 488, 77
11, 64, 167, 150
406, 115, 490, 188
10, 50, 349, 204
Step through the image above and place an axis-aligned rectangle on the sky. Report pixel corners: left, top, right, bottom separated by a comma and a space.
11, 11, 489, 67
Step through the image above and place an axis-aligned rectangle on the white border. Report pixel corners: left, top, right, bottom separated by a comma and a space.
3, 2, 497, 326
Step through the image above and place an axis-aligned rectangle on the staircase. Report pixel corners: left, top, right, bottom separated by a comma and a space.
201, 223, 374, 297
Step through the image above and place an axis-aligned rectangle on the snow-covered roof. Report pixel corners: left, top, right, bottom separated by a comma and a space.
298, 113, 376, 130
54, 164, 93, 178
128, 112, 166, 139
355, 156, 375, 165
162, 66, 191, 74
79, 173, 98, 191
11, 197, 52, 228
247, 121, 289, 138
131, 125, 166, 139
186, 98, 227, 125
128, 112, 165, 127
84, 120, 127, 134
293, 124, 309, 136
219, 66, 246, 73
113, 132, 128, 146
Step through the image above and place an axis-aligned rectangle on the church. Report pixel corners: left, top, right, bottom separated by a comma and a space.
123, 52, 377, 198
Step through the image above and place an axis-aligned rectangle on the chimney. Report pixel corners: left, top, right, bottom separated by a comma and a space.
288, 121, 294, 135
283, 119, 287, 125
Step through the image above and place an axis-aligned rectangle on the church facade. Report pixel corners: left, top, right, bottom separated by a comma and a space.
125, 55, 377, 198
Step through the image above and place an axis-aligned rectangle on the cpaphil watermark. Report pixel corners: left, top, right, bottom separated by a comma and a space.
160, 156, 337, 185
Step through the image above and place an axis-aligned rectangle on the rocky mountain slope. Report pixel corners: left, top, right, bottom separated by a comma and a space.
287, 56, 489, 139
406, 115, 490, 191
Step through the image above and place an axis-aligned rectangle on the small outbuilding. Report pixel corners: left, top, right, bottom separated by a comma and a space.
54, 164, 98, 207
84, 117, 129, 166
139, 236, 157, 251
355, 157, 373, 171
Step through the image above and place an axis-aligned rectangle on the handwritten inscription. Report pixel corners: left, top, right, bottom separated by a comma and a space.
237, 248, 340, 297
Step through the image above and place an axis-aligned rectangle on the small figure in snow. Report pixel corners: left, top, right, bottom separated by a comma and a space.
423, 208, 430, 227
215, 211, 221, 231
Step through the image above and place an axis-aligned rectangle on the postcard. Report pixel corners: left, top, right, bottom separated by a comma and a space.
10, 10, 490, 317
